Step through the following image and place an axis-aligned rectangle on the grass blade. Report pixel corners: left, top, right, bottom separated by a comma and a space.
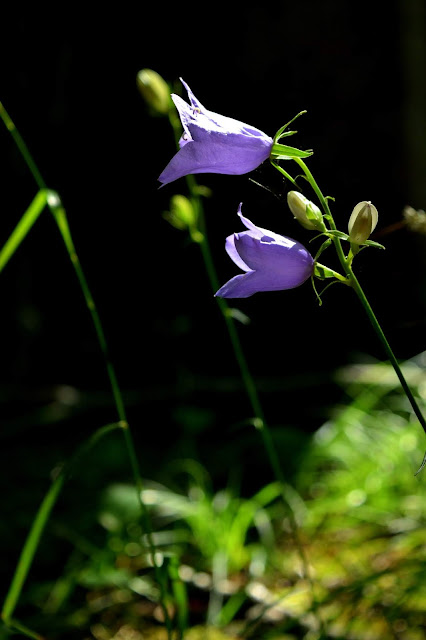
0, 189, 47, 273
1, 422, 122, 624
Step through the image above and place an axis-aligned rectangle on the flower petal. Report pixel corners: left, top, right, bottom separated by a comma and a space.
225, 234, 251, 272
159, 140, 272, 186
214, 271, 265, 298
234, 233, 314, 288
180, 79, 270, 139
180, 78, 205, 112
171, 94, 195, 141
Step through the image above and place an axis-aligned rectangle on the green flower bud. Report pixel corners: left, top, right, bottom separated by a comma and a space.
163, 195, 203, 242
348, 201, 378, 244
287, 191, 324, 231
137, 69, 171, 115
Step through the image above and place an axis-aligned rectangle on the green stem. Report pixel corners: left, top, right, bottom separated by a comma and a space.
181, 174, 322, 629
0, 103, 172, 635
294, 157, 426, 472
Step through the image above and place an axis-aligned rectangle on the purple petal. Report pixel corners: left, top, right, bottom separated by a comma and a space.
234, 233, 313, 288
171, 94, 195, 142
180, 78, 205, 111
225, 234, 251, 272
214, 271, 266, 298
180, 79, 270, 140
159, 140, 272, 186
237, 209, 264, 239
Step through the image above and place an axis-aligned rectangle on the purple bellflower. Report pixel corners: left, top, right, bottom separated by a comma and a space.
158, 79, 273, 186
215, 205, 314, 298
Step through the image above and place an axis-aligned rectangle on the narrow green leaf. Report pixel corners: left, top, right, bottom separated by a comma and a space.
273, 110, 307, 142
271, 142, 313, 159
314, 264, 339, 279
364, 239, 386, 249
0, 189, 48, 273
313, 238, 332, 263
2, 475, 65, 623
2, 617, 44, 640
270, 160, 298, 187
1, 422, 121, 623
324, 229, 350, 241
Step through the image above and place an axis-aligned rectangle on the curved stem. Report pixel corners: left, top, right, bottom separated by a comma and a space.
180, 173, 323, 631
293, 157, 426, 472
0, 103, 172, 634
1, 422, 121, 624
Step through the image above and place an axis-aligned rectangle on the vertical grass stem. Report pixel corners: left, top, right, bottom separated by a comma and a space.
0, 103, 173, 636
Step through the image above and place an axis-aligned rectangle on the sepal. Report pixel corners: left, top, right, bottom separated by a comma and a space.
270, 143, 313, 160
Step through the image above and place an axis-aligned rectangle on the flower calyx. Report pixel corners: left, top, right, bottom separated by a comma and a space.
270, 111, 313, 161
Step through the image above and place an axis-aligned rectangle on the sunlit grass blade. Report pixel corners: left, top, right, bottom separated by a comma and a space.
0, 189, 47, 273
1, 475, 65, 624
1, 422, 122, 625
0, 103, 173, 639
1, 617, 46, 640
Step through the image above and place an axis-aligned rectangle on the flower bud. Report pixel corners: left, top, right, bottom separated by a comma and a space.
163, 194, 201, 239
137, 69, 171, 115
348, 201, 378, 244
287, 191, 324, 231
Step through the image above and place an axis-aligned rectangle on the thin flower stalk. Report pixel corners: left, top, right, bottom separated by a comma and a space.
166, 105, 325, 634
293, 157, 426, 473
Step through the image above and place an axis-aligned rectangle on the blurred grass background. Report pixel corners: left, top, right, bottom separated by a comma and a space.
1, 2, 426, 638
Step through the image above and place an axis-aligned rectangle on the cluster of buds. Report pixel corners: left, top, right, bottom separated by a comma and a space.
287, 191, 378, 246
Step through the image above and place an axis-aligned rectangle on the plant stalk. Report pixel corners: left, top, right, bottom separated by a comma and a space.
294, 157, 426, 472
0, 103, 172, 635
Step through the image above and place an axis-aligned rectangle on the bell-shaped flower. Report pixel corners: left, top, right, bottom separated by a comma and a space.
215, 205, 314, 298
158, 79, 273, 186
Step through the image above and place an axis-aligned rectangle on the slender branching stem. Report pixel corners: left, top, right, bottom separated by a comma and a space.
294, 157, 426, 472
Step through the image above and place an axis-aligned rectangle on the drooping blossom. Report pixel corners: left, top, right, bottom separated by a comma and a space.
158, 79, 273, 186
215, 205, 314, 298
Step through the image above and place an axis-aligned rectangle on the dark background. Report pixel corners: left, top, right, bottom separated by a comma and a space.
1, 1, 426, 585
